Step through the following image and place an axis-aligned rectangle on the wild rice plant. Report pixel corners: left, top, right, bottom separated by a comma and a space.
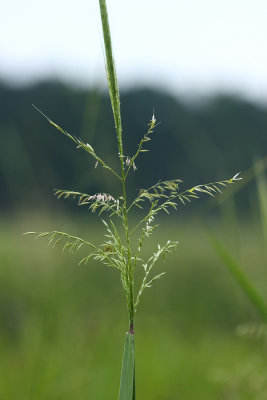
25, 1, 240, 398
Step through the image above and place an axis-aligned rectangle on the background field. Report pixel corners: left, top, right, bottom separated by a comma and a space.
1, 82, 267, 399
1, 209, 267, 399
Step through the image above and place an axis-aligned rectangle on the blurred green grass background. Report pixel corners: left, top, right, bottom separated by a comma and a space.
1, 81, 267, 399
0, 210, 266, 399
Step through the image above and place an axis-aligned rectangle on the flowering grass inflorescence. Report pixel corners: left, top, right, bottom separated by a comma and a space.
26, 1, 241, 398
26, 0, 242, 336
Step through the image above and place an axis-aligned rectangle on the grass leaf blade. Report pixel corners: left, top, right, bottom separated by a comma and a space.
118, 332, 135, 400
99, 0, 123, 155
207, 230, 267, 321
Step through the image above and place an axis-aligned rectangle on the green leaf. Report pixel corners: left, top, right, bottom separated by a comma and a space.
99, 0, 123, 155
118, 332, 135, 400
207, 230, 267, 322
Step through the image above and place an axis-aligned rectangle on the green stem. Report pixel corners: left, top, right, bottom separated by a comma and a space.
99, 0, 134, 328
122, 176, 135, 328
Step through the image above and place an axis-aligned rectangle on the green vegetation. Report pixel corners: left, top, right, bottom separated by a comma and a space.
1, 214, 267, 399
23, 1, 241, 398
1, 1, 267, 399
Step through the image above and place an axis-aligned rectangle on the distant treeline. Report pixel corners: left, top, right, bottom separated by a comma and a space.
1, 80, 267, 212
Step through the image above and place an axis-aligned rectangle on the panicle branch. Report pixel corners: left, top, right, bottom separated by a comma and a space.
54, 189, 124, 218
125, 113, 158, 179
134, 240, 178, 310
32, 105, 121, 181
129, 174, 241, 236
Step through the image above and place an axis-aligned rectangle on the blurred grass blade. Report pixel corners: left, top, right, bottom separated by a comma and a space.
255, 162, 267, 245
119, 333, 135, 400
207, 231, 267, 321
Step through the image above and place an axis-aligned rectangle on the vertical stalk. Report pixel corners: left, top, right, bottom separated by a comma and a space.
99, 0, 134, 330
99, 1, 135, 398
122, 176, 135, 330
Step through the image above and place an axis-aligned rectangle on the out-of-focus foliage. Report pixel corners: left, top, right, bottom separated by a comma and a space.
0, 215, 266, 400
1, 80, 267, 211
1, 80, 267, 399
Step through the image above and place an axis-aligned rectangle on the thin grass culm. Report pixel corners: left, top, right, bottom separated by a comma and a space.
25, 1, 241, 398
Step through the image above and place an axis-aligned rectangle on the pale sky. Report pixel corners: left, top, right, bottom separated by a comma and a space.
1, 0, 267, 102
